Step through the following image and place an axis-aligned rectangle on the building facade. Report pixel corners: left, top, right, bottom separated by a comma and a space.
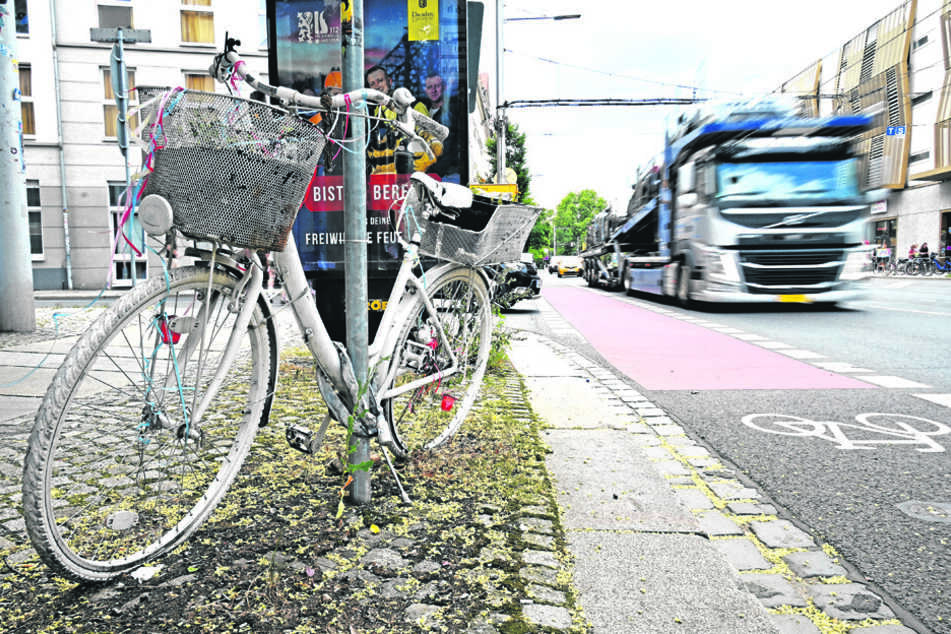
17, 0, 269, 290
781, 0, 951, 259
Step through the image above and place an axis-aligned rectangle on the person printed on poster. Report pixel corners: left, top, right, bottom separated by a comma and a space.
365, 64, 443, 175
422, 70, 465, 183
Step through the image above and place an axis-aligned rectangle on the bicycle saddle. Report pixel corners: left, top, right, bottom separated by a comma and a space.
410, 172, 473, 210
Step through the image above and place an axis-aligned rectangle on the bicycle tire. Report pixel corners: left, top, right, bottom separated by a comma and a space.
22, 265, 275, 582
382, 267, 492, 458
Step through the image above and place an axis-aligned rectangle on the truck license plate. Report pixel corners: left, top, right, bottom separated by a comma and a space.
778, 294, 811, 303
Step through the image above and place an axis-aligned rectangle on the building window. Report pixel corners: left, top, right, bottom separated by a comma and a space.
19, 63, 34, 136
14, 0, 29, 34
910, 150, 931, 163
181, 0, 215, 44
98, 4, 134, 29
27, 180, 43, 259
102, 67, 137, 138
109, 181, 147, 285
185, 72, 215, 92
873, 218, 897, 250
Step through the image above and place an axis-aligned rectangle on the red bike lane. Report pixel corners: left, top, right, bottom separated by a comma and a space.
542, 286, 875, 392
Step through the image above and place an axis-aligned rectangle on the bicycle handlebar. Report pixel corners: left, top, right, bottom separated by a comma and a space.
209, 46, 448, 160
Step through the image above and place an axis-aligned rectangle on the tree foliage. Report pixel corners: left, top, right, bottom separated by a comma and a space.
553, 190, 606, 254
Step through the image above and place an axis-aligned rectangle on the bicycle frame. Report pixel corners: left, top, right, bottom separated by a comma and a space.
184, 228, 482, 439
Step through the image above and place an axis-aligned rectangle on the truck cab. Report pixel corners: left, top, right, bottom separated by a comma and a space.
669, 126, 877, 304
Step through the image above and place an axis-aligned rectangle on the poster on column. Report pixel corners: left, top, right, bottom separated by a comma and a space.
269, 0, 469, 274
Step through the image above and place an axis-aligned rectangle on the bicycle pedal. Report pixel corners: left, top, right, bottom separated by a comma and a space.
286, 424, 319, 454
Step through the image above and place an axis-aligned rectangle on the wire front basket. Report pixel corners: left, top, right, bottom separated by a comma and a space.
136, 88, 327, 251
401, 186, 542, 267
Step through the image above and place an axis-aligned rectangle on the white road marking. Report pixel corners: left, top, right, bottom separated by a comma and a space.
812, 361, 873, 373
742, 412, 949, 452
755, 340, 793, 349
912, 393, 951, 408
853, 375, 931, 389
777, 349, 825, 360
734, 333, 768, 341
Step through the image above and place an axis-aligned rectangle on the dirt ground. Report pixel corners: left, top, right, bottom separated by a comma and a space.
0, 359, 588, 633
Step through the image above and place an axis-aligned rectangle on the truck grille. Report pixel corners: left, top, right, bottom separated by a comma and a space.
742, 250, 842, 266
720, 208, 864, 229
739, 249, 844, 293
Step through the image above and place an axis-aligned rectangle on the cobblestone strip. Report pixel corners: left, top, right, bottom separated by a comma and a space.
532, 337, 916, 634
486, 371, 585, 632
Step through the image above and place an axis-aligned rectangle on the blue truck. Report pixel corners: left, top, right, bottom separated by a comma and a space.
581, 98, 880, 306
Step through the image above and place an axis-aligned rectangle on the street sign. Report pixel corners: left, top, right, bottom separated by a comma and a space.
886, 126, 906, 136
89, 27, 152, 43
110, 42, 128, 155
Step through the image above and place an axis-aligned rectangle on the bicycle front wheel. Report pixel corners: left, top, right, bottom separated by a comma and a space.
382, 267, 492, 458
22, 265, 275, 582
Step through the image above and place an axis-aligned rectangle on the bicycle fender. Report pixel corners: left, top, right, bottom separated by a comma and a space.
255, 293, 279, 428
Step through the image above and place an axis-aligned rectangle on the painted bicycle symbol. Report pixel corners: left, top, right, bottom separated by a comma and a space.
741, 413, 950, 453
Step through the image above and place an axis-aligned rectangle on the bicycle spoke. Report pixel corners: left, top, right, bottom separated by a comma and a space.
23, 266, 273, 581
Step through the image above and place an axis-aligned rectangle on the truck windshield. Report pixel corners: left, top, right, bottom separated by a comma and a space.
716, 159, 860, 201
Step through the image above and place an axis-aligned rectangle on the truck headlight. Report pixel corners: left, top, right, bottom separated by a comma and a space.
841, 249, 872, 281
697, 245, 741, 282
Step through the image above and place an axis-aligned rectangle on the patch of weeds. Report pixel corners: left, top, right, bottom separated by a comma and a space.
0, 360, 588, 633
487, 307, 512, 373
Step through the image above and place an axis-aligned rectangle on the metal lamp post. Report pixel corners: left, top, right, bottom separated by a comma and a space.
494, 5, 581, 185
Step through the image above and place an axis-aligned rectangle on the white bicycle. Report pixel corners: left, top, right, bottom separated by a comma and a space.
21, 40, 540, 582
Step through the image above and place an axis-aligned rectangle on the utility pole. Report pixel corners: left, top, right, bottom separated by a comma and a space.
495, 11, 581, 186
494, 0, 505, 185
0, 2, 35, 332
341, 0, 371, 505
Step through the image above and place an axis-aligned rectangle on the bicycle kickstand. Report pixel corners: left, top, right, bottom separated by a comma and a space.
380, 444, 411, 504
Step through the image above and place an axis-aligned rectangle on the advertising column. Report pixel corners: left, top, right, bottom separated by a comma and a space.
268, 0, 469, 341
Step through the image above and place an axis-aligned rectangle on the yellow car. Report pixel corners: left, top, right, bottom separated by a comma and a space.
557, 256, 583, 277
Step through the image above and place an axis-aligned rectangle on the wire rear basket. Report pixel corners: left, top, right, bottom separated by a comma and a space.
400, 186, 542, 267
136, 88, 327, 251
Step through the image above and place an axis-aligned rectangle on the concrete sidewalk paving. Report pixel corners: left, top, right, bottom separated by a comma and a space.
508, 334, 777, 633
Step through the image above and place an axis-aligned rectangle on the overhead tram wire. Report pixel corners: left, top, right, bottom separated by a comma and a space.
503, 49, 742, 98
504, 98, 706, 108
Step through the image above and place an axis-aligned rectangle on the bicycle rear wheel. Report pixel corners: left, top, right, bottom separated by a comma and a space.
382, 267, 492, 458
22, 265, 275, 582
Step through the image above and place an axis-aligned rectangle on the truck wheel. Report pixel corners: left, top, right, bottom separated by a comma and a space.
586, 265, 597, 287
676, 264, 693, 308
621, 264, 632, 295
